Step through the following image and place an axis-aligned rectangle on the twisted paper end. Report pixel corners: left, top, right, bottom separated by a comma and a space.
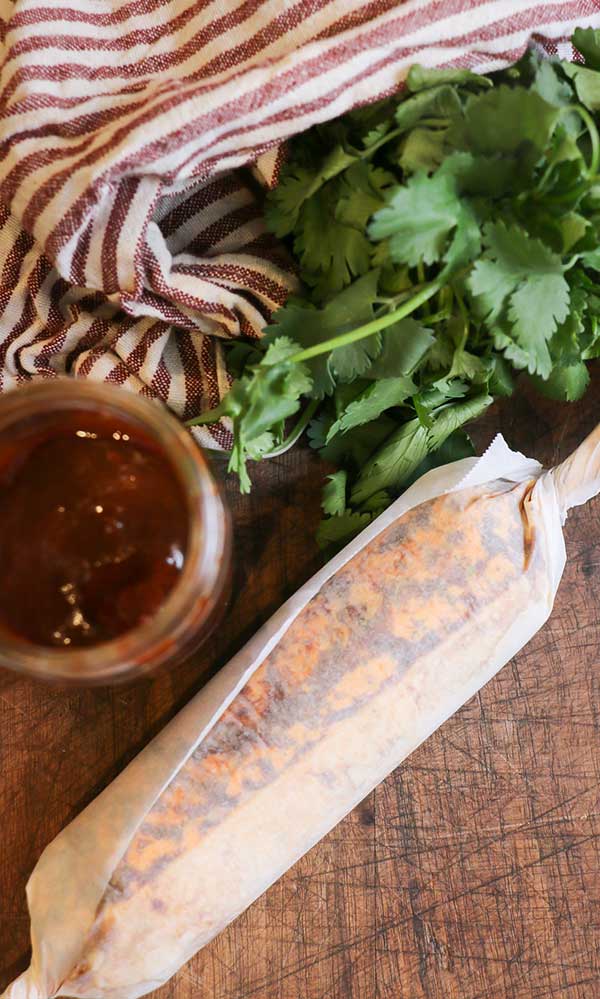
552, 423, 600, 515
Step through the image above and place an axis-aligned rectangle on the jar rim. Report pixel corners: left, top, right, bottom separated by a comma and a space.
0, 380, 229, 683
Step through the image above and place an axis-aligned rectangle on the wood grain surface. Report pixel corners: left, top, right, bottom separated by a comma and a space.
2, 376, 600, 999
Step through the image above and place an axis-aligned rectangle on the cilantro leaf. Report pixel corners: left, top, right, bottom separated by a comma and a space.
335, 161, 394, 229
531, 362, 590, 401
306, 410, 332, 450
369, 172, 463, 266
508, 278, 570, 377
225, 341, 263, 377
396, 81, 473, 174
293, 162, 394, 303
193, 336, 312, 492
316, 510, 372, 550
264, 272, 382, 395
265, 145, 357, 237
331, 331, 382, 381
582, 246, 600, 271
394, 84, 463, 136
365, 318, 434, 378
327, 272, 383, 380
350, 417, 429, 503
437, 149, 518, 198
426, 393, 492, 449
573, 27, 600, 70
407, 65, 491, 92
562, 62, 600, 111
361, 121, 393, 150
533, 59, 573, 104
443, 202, 482, 271
463, 86, 559, 154
359, 489, 391, 514
402, 428, 475, 489
326, 376, 415, 441
296, 186, 373, 295
321, 470, 348, 516
432, 316, 490, 384
559, 212, 588, 251
399, 126, 451, 174
351, 391, 491, 504
244, 431, 276, 459
264, 302, 335, 398
488, 354, 515, 397
469, 222, 570, 377
309, 411, 397, 466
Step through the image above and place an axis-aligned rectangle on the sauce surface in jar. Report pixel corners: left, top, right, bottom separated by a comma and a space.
0, 412, 189, 648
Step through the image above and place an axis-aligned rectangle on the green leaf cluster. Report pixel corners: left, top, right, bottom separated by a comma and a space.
192, 31, 600, 548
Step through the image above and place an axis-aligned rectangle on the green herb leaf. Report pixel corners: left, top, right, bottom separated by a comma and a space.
427, 393, 492, 450
403, 429, 475, 488
463, 86, 560, 154
532, 58, 576, 113
316, 509, 372, 549
394, 84, 463, 135
335, 161, 394, 229
359, 489, 391, 514
369, 172, 463, 266
562, 62, 600, 111
326, 376, 415, 440
296, 186, 373, 295
488, 354, 515, 397
366, 318, 434, 378
399, 127, 449, 174
265, 145, 358, 237
560, 212, 588, 251
264, 272, 382, 395
321, 470, 348, 516
350, 417, 430, 503
530, 362, 590, 401
407, 64, 491, 92
573, 27, 600, 70
311, 412, 397, 467
468, 222, 570, 376
191, 336, 312, 492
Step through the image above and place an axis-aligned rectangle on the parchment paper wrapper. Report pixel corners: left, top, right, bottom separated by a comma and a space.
5, 427, 600, 999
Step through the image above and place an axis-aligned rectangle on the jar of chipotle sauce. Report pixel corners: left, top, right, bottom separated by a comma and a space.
0, 381, 230, 683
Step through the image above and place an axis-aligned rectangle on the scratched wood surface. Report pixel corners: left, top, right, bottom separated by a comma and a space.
2, 375, 600, 999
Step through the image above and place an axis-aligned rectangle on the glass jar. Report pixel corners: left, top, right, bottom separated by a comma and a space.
0, 380, 230, 684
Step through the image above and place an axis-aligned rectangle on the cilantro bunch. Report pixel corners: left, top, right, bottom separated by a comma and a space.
192, 28, 600, 547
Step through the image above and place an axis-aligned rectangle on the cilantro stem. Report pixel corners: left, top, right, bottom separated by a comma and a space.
262, 399, 320, 457
288, 279, 443, 364
374, 290, 415, 307
540, 105, 600, 201
195, 399, 320, 461
363, 126, 405, 158
422, 307, 451, 324
363, 117, 450, 161
573, 104, 600, 178
535, 160, 556, 194
417, 263, 431, 315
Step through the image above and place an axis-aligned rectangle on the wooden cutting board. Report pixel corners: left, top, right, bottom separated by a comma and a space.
2, 377, 600, 999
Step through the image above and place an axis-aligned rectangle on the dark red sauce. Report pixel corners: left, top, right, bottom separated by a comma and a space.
0, 412, 189, 648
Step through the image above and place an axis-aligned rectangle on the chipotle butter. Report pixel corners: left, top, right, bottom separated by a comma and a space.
0, 381, 230, 683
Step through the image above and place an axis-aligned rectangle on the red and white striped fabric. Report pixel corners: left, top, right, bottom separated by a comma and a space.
1, 0, 599, 449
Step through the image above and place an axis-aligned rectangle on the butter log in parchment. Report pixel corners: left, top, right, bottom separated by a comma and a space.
5, 427, 600, 999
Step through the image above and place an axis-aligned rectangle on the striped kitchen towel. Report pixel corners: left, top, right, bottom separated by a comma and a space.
2, 0, 599, 449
